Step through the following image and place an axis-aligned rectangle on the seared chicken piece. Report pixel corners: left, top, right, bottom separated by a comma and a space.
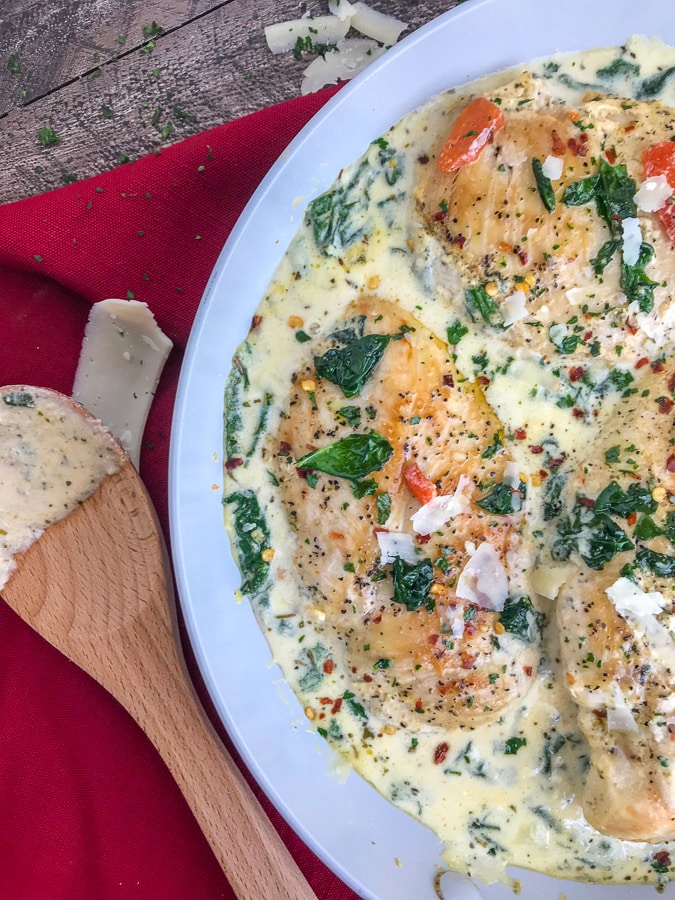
270, 297, 540, 730
556, 362, 675, 841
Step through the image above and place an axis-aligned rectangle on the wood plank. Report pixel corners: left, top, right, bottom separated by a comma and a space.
0, 0, 456, 204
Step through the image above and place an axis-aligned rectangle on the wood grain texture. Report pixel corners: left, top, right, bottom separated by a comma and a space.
2, 389, 316, 900
0, 0, 457, 204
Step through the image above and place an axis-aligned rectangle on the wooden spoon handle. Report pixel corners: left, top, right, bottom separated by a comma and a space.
123, 630, 317, 900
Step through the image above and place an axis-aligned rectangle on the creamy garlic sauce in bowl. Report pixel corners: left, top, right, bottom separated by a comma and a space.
0, 387, 120, 589
220, 34, 675, 896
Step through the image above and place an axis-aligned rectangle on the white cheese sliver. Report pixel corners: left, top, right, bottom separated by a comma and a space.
328, 0, 357, 20
301, 39, 384, 95
621, 216, 642, 267
501, 290, 528, 326
531, 564, 575, 600
456, 542, 509, 611
605, 576, 665, 617
376, 531, 418, 565
542, 154, 564, 180
503, 461, 522, 488
350, 1, 407, 45
411, 474, 472, 535
72, 299, 173, 468
634, 174, 672, 212
607, 706, 639, 733
265, 15, 350, 54
442, 606, 466, 641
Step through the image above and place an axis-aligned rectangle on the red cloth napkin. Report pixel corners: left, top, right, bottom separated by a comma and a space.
0, 86, 361, 900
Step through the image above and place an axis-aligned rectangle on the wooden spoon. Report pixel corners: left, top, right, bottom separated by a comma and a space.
1, 387, 317, 900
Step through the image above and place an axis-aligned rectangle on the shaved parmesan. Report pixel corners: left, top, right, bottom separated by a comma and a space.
531, 563, 574, 600
607, 706, 639, 733
442, 606, 466, 641
503, 461, 523, 487
411, 474, 472, 535
350, 2, 407, 45
542, 154, 564, 180
501, 290, 528, 326
72, 299, 172, 468
328, 0, 356, 20
301, 39, 384, 95
376, 531, 418, 565
634, 174, 672, 212
265, 15, 350, 54
605, 577, 665, 618
621, 216, 642, 267
456, 542, 509, 611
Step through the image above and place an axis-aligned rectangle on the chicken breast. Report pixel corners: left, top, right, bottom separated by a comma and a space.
269, 296, 540, 730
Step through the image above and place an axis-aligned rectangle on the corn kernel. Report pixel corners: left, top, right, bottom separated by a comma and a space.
261, 548, 275, 563
367, 275, 380, 290
652, 486, 667, 502
494, 621, 505, 635
430, 582, 445, 596
485, 281, 499, 297
301, 379, 316, 392
381, 724, 397, 735
305, 706, 316, 720
530, 473, 542, 488
288, 315, 304, 328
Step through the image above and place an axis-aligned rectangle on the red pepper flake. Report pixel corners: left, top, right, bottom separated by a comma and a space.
478, 374, 491, 387
523, 665, 533, 676
530, 445, 544, 454
539, 468, 549, 480
433, 209, 448, 222
427, 633, 439, 644
319, 697, 333, 705
625, 318, 639, 335
225, 456, 244, 472
416, 532, 432, 544
372, 614, 382, 625
329, 531, 345, 540
415, 699, 424, 711
652, 359, 665, 373
605, 147, 617, 164
331, 698, 342, 715
569, 366, 584, 382
579, 497, 595, 509
461, 652, 477, 670
572, 407, 585, 418
582, 330, 593, 341
443, 373, 455, 388
547, 456, 565, 469
514, 427, 527, 440
278, 441, 292, 455
251, 314, 263, 329
657, 396, 674, 414
433, 742, 450, 765
627, 511, 638, 527
667, 454, 675, 474
635, 357, 650, 370
568, 133, 589, 157
551, 129, 565, 156
452, 234, 467, 249
323, 659, 334, 675
668, 372, 675, 393
362, 674, 373, 683
515, 249, 529, 265
654, 850, 672, 868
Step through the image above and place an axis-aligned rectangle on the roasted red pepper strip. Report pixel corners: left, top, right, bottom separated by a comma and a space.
643, 141, 675, 244
438, 96, 505, 172
402, 461, 437, 505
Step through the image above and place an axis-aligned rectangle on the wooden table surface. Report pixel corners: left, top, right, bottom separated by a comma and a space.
0, 0, 458, 206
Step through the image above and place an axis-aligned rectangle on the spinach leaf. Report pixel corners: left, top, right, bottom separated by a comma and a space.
590, 238, 620, 275
376, 492, 391, 525
476, 480, 525, 515
392, 557, 435, 612
336, 405, 362, 427
594, 481, 657, 518
540, 732, 566, 777
596, 58, 640, 80
377, 142, 404, 185
351, 478, 378, 498
465, 284, 503, 328
636, 548, 675, 578
447, 319, 469, 345
297, 643, 329, 692
223, 490, 271, 598
314, 333, 391, 397
633, 515, 662, 541
499, 595, 542, 643
532, 157, 556, 212
620, 241, 658, 313
553, 504, 634, 570
504, 736, 527, 755
637, 66, 675, 99
296, 430, 393, 480
543, 471, 566, 521
306, 161, 369, 256
562, 174, 600, 207
342, 689, 368, 719
3, 390, 35, 408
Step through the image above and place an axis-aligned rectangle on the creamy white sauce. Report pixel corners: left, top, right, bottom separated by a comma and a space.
0, 388, 120, 589
224, 36, 675, 890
